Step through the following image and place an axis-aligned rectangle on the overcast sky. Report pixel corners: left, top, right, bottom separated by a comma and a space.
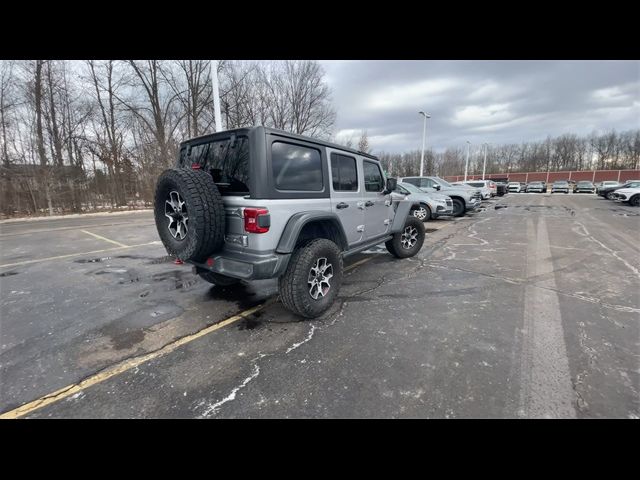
320, 60, 640, 154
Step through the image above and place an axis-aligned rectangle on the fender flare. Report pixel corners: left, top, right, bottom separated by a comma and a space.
276, 211, 348, 254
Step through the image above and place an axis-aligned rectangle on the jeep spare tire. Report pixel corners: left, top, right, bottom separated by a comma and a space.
154, 168, 225, 262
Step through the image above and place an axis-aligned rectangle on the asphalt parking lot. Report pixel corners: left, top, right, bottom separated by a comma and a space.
1, 193, 638, 418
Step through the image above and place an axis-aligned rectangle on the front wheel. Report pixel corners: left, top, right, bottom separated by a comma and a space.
605, 191, 616, 200
385, 216, 426, 259
412, 204, 431, 222
279, 239, 343, 319
451, 198, 465, 217
629, 195, 640, 207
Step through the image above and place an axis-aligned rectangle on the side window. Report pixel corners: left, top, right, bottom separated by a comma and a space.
363, 161, 384, 192
420, 178, 433, 188
404, 178, 419, 187
271, 141, 323, 191
331, 153, 358, 191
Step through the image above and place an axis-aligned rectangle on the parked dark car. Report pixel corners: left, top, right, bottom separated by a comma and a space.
492, 178, 509, 196
574, 181, 596, 193
599, 180, 640, 199
494, 182, 508, 196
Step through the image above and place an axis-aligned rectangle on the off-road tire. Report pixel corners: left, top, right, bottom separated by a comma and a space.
451, 198, 465, 217
279, 239, 343, 319
198, 271, 241, 286
385, 216, 425, 259
154, 168, 225, 262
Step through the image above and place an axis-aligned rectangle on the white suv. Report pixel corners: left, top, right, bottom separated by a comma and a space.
508, 182, 523, 193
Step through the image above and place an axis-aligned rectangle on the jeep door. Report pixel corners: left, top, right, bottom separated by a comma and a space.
362, 159, 392, 240
328, 150, 364, 246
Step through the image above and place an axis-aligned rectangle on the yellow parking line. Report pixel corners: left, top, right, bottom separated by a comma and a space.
0, 241, 161, 268
0, 303, 265, 419
81, 230, 129, 248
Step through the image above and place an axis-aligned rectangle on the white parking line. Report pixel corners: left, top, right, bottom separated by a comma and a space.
0, 241, 161, 269
81, 230, 129, 248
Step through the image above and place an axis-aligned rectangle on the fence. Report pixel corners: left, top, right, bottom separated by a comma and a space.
443, 169, 640, 183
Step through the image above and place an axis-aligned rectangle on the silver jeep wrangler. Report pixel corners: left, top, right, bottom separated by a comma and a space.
154, 127, 425, 318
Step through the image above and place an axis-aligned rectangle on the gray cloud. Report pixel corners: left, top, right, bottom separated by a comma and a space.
320, 60, 640, 153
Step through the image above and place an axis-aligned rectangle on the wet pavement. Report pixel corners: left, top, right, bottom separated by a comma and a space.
0, 194, 638, 418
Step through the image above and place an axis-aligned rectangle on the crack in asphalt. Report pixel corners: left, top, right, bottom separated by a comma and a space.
572, 321, 599, 413
426, 262, 640, 314
196, 221, 472, 418
573, 221, 640, 278
3, 300, 274, 418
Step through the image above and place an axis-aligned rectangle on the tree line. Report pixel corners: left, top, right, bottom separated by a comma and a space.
376, 129, 640, 179
1, 59, 638, 218
0, 60, 336, 216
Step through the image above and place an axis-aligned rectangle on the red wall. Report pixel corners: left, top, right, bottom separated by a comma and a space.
444, 169, 640, 183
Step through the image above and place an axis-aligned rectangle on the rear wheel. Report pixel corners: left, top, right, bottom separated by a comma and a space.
605, 191, 616, 200
279, 239, 343, 319
385, 216, 425, 259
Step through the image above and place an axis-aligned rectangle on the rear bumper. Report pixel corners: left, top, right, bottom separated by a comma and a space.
189, 249, 291, 280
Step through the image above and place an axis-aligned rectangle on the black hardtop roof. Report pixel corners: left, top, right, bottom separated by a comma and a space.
180, 126, 380, 162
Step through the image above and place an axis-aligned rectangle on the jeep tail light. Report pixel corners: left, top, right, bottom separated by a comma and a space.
244, 208, 270, 234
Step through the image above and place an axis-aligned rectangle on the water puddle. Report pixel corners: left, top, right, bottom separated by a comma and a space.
75, 257, 112, 263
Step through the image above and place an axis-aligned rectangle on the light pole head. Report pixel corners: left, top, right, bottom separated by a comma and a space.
419, 111, 431, 118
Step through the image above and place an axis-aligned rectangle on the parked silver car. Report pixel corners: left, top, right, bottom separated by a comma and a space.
397, 176, 481, 217
551, 181, 570, 193
392, 181, 454, 221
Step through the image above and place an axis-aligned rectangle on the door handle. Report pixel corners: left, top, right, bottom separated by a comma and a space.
365, 201, 375, 207
336, 202, 349, 209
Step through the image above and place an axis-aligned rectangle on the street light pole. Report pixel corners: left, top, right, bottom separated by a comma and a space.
482, 143, 488, 180
210, 60, 223, 132
464, 141, 471, 182
419, 111, 430, 177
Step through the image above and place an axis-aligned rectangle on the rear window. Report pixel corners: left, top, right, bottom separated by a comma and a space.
184, 136, 250, 195
467, 182, 484, 187
272, 142, 323, 191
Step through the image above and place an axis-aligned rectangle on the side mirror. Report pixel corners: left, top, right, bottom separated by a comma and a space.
435, 185, 441, 191
384, 177, 397, 194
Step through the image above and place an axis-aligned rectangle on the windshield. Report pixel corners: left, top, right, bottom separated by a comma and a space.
432, 177, 453, 188
578, 182, 592, 185
554, 181, 568, 185
400, 182, 424, 194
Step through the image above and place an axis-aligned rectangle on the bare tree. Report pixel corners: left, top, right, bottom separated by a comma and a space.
358, 130, 371, 153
